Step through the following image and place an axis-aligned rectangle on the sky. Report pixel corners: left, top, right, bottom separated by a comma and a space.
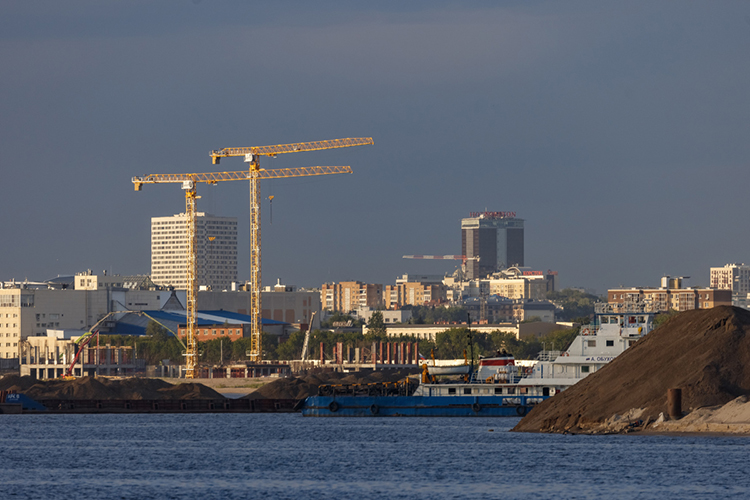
2, 1, 750, 295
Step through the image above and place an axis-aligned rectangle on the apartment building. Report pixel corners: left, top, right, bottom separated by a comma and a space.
321, 281, 383, 313
710, 263, 750, 307
608, 286, 731, 312
151, 212, 238, 290
383, 282, 448, 309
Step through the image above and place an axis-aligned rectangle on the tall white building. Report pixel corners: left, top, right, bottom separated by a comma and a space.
151, 213, 238, 290
710, 263, 750, 307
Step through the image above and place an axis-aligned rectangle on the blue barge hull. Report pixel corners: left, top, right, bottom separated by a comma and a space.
301, 395, 546, 417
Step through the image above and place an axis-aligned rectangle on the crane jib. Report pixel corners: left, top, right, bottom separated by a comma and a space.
210, 137, 374, 158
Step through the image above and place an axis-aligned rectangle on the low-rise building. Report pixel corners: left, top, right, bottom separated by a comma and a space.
512, 299, 557, 323
608, 277, 732, 312
378, 323, 519, 341
356, 308, 413, 325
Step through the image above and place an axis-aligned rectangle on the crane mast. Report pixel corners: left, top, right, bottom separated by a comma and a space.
248, 158, 262, 362
184, 181, 198, 377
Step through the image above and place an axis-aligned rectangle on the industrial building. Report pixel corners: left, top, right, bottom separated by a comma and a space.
0, 272, 321, 364
151, 212, 238, 291
20, 331, 142, 379
116, 310, 289, 339
461, 211, 524, 279
0, 275, 164, 362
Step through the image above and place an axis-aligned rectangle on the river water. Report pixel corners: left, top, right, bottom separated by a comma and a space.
1, 413, 749, 499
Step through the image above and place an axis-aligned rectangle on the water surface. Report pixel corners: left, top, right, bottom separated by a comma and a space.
1, 414, 749, 499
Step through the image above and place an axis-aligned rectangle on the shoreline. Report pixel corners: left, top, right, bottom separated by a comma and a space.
156, 376, 275, 395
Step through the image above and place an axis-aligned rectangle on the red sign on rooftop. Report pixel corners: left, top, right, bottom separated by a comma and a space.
469, 211, 517, 219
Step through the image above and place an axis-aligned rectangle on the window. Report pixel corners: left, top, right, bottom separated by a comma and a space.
507, 387, 515, 395
587, 340, 596, 348
581, 366, 590, 373
494, 387, 503, 394
448, 388, 456, 395
606, 340, 614, 347
463, 388, 472, 395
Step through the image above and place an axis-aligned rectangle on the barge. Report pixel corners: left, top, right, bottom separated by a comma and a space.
301, 301, 660, 417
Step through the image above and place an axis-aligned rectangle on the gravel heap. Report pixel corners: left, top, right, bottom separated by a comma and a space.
513, 306, 750, 434
0, 376, 225, 400
243, 369, 420, 400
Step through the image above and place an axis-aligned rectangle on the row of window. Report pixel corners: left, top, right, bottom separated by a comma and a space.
188, 329, 243, 336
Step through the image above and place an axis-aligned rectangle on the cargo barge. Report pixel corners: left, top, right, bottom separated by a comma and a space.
0, 391, 300, 414
300, 353, 550, 417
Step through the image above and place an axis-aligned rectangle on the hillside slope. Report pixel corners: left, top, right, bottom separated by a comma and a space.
513, 306, 750, 433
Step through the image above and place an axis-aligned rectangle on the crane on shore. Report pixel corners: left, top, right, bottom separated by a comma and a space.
208, 137, 373, 367
134, 137, 372, 377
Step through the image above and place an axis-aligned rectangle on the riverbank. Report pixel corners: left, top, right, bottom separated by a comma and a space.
513, 307, 750, 435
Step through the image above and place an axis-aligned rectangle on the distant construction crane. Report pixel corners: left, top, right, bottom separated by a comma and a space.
403, 255, 480, 280
402, 255, 479, 264
133, 138, 372, 378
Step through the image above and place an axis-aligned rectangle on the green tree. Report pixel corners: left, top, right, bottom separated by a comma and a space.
276, 330, 306, 360
146, 320, 170, 342
366, 311, 386, 339
547, 289, 601, 321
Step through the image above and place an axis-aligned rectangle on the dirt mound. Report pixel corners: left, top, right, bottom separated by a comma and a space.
0, 376, 225, 401
513, 306, 750, 433
0, 375, 43, 393
244, 369, 420, 400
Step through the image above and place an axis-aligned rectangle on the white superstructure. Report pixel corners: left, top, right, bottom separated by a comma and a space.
519, 301, 659, 390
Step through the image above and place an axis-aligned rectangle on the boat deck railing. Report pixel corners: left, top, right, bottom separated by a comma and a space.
536, 350, 561, 361
318, 379, 419, 397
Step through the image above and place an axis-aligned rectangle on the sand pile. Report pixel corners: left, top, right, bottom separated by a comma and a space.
513, 306, 750, 434
244, 369, 419, 400
0, 376, 225, 401
642, 395, 750, 434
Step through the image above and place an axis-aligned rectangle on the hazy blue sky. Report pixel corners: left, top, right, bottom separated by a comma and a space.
2, 1, 750, 294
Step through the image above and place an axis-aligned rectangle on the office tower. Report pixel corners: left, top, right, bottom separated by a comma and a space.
461, 211, 524, 279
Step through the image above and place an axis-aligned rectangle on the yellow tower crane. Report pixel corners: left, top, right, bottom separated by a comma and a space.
209, 137, 374, 365
133, 137, 372, 377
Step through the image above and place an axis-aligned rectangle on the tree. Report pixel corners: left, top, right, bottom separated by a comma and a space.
366, 311, 386, 339
434, 328, 472, 359
276, 330, 305, 360
146, 321, 170, 342
547, 289, 601, 321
